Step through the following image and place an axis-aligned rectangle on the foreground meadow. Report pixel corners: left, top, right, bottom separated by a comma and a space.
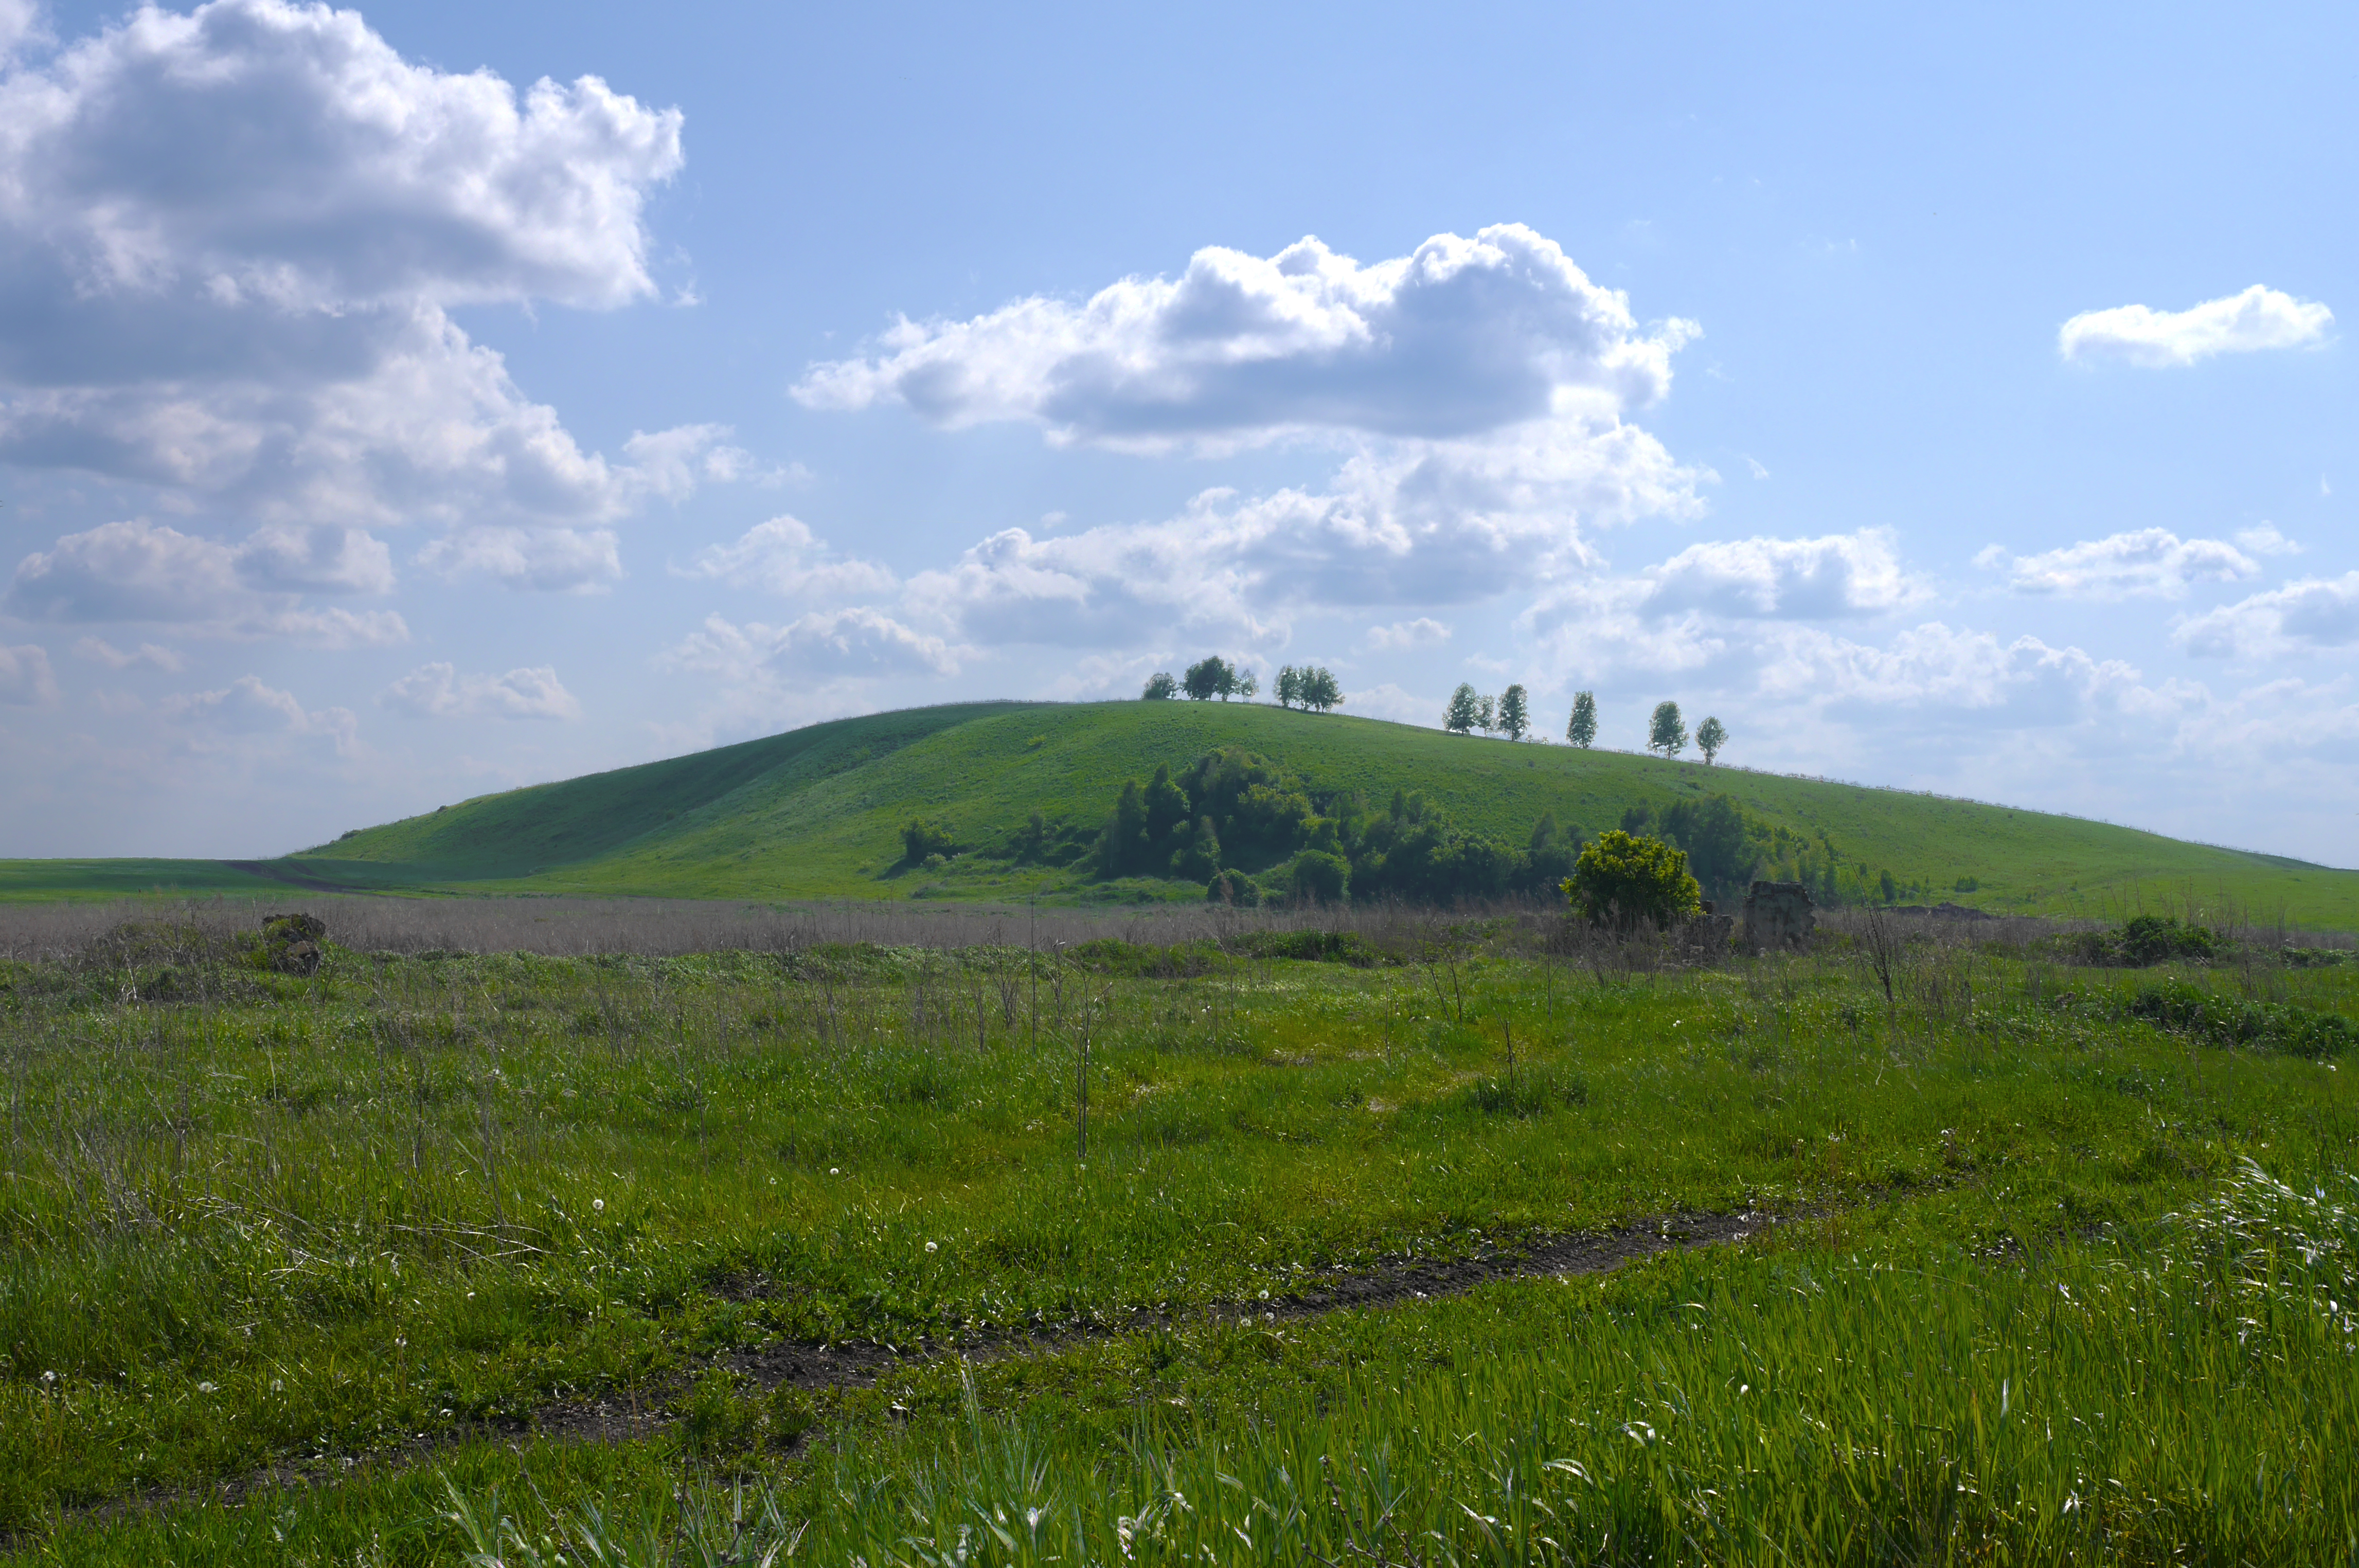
0, 899, 2353, 1564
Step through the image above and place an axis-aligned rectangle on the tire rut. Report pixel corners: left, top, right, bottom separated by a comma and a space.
47, 1207, 1774, 1538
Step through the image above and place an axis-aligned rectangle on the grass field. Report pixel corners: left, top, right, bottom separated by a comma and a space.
6, 698, 2355, 925
1, 897, 2353, 1562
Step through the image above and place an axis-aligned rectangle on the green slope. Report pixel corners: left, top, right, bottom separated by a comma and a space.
285, 700, 2355, 926
9, 698, 2354, 925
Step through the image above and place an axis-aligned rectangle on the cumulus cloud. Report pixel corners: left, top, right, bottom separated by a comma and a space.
662, 608, 958, 681
379, 661, 580, 719
1757, 623, 2137, 722
677, 515, 898, 599
1365, 617, 1451, 650
0, 0, 730, 569
5, 517, 408, 642
2059, 285, 2333, 367
901, 419, 1700, 651
159, 673, 358, 753
1642, 529, 1924, 619
413, 525, 622, 591
1975, 528, 2260, 599
2175, 571, 2359, 659
797, 224, 1697, 449
73, 636, 182, 670
0, 640, 57, 705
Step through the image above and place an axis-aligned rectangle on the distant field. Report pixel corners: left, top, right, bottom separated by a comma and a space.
5, 697, 2356, 927
0, 858, 297, 905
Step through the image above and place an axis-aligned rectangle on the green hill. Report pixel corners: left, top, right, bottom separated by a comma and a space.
6, 698, 2354, 926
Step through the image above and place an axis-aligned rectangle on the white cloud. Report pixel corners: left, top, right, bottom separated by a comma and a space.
73, 636, 182, 671
5, 517, 408, 642
1975, 527, 2260, 599
1642, 529, 1923, 619
1346, 682, 1439, 726
0, 0, 731, 571
2233, 523, 2300, 557
2175, 571, 2359, 659
676, 514, 898, 599
414, 525, 622, 592
901, 417, 1700, 650
797, 224, 1697, 449
2059, 285, 2333, 367
379, 661, 580, 720
159, 673, 359, 754
0, 640, 56, 705
1757, 623, 2136, 719
1364, 617, 1451, 650
662, 608, 959, 681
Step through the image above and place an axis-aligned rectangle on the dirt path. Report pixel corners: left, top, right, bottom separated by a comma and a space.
50, 1208, 1773, 1539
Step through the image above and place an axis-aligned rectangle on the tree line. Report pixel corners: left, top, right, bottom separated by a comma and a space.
1452, 685, 1728, 765
910, 748, 1980, 912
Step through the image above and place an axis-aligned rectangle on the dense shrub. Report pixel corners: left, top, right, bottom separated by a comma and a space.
1228, 930, 1390, 967
899, 818, 958, 865
2124, 979, 2354, 1059
2064, 914, 2222, 967
1566, 830, 1702, 931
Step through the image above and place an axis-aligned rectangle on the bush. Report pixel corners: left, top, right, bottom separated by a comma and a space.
1288, 849, 1351, 905
2125, 979, 2354, 1060
1229, 930, 1389, 967
899, 819, 957, 864
1567, 830, 1701, 931
2064, 914, 2221, 966
1205, 869, 1259, 906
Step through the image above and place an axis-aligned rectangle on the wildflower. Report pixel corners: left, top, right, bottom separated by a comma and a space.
196, 1382, 217, 1394
830, 1167, 842, 1176
925, 1240, 939, 1253
40, 1371, 55, 1385
593, 1198, 605, 1212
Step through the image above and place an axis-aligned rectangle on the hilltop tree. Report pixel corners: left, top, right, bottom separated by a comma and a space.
1475, 693, 1497, 734
1140, 671, 1177, 700
1275, 665, 1303, 708
1695, 715, 1727, 765
1301, 666, 1343, 712
1499, 683, 1530, 741
1231, 668, 1258, 701
1648, 700, 1688, 759
1444, 683, 1481, 734
1566, 690, 1598, 748
1567, 829, 1703, 931
1183, 656, 1232, 701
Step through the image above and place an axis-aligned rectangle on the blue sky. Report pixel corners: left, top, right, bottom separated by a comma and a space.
1, 0, 2352, 864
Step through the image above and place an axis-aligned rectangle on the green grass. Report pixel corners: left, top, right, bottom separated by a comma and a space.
2, 914, 2355, 1560
8, 699, 2357, 923
0, 860, 296, 905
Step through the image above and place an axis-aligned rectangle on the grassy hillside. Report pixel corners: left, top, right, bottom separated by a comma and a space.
6, 698, 2353, 924
277, 699, 2358, 926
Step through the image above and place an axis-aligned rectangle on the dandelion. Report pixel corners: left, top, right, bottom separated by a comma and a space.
40, 1371, 55, 1385
925, 1240, 938, 1253
196, 1382, 217, 1394
593, 1198, 605, 1212
830, 1167, 842, 1176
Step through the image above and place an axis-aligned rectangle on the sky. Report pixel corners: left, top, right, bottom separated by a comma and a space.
0, 0, 2352, 865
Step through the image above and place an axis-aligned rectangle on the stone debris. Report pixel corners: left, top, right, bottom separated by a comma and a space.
260, 912, 326, 976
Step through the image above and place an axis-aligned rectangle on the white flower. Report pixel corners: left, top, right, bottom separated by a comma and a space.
925, 1240, 938, 1253
593, 1198, 605, 1211
830, 1167, 842, 1176
196, 1382, 217, 1394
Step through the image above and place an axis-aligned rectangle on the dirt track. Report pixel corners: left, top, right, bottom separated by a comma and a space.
57, 1208, 1772, 1536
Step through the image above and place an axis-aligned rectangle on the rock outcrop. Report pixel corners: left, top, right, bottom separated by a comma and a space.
1741, 880, 1815, 953
260, 912, 326, 976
